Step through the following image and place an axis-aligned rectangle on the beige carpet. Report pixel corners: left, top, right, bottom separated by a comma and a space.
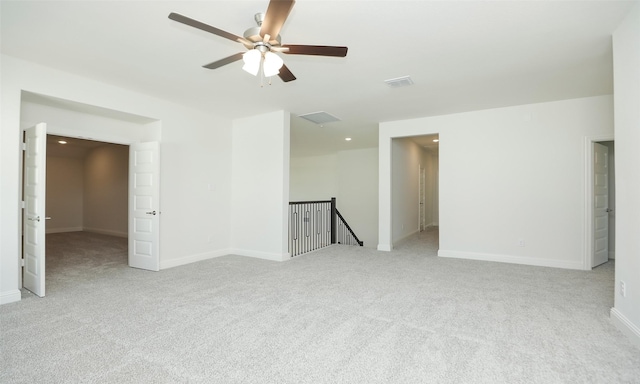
1, 229, 639, 383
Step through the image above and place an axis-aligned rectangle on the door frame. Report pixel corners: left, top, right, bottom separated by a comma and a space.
583, 134, 614, 270
419, 165, 426, 231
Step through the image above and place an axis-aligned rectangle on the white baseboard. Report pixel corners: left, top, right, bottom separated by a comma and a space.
610, 308, 640, 349
228, 248, 289, 262
46, 227, 83, 234
160, 249, 230, 269
0, 289, 22, 305
83, 228, 128, 238
438, 250, 584, 270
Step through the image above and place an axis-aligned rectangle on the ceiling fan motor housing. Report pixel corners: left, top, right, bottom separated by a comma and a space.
244, 26, 281, 46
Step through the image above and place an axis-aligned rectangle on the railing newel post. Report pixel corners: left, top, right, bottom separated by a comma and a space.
330, 197, 337, 244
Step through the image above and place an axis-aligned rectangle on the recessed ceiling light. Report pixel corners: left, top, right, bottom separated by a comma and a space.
58, 140, 67, 144
345, 137, 352, 141
433, 139, 439, 142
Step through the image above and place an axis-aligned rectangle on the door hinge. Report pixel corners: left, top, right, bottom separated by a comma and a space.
20, 258, 25, 267
22, 142, 26, 151
21, 201, 26, 209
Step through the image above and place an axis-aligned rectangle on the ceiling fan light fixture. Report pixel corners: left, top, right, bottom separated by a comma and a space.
242, 49, 261, 76
263, 51, 284, 77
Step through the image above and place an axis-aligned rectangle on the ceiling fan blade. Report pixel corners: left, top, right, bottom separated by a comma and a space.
202, 53, 244, 69
270, 46, 289, 53
282, 45, 348, 57
260, 0, 295, 39
278, 64, 296, 82
169, 12, 243, 43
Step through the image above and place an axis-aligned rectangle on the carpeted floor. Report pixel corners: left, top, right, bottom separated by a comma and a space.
1, 229, 639, 383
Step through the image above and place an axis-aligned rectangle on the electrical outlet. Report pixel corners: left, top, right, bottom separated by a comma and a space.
620, 281, 626, 297
518, 239, 525, 247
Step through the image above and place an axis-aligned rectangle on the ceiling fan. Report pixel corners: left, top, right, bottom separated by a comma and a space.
168, 0, 348, 83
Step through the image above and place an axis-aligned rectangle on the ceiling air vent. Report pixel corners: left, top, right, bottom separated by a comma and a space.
384, 75, 414, 88
298, 111, 341, 125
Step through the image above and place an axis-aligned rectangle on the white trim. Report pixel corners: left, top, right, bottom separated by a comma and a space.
0, 289, 22, 305
438, 250, 583, 270
45, 227, 83, 234
47, 126, 137, 146
160, 249, 230, 269
583, 134, 615, 270
83, 227, 128, 238
610, 308, 640, 349
228, 248, 289, 262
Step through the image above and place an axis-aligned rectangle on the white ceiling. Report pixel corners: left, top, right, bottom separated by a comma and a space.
1, 1, 634, 156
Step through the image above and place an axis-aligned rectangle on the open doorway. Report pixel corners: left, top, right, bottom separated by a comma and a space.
390, 134, 439, 250
592, 140, 615, 268
43, 134, 129, 294
583, 135, 616, 270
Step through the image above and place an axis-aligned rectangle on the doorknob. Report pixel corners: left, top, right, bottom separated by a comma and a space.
606, 208, 614, 213
146, 210, 157, 215
27, 216, 40, 222
45, 217, 52, 220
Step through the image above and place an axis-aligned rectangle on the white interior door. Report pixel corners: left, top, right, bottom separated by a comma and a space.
23, 123, 47, 297
129, 142, 160, 271
593, 142, 609, 267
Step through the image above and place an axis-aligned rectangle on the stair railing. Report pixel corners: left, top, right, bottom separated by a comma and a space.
288, 197, 363, 257
336, 209, 364, 246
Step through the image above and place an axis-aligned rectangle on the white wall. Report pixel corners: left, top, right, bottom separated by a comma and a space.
231, 111, 290, 261
379, 95, 614, 269
83, 144, 128, 237
610, 3, 640, 348
21, 99, 154, 144
46, 156, 84, 233
336, 148, 378, 248
1, 55, 233, 304
289, 154, 338, 201
290, 147, 379, 248
424, 148, 439, 227
391, 138, 422, 243
45, 143, 129, 237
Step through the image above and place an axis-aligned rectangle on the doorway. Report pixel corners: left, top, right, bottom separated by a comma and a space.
20, 92, 162, 297
46, 134, 129, 238
23, 134, 130, 296
389, 134, 439, 248
584, 136, 615, 270
592, 140, 615, 268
